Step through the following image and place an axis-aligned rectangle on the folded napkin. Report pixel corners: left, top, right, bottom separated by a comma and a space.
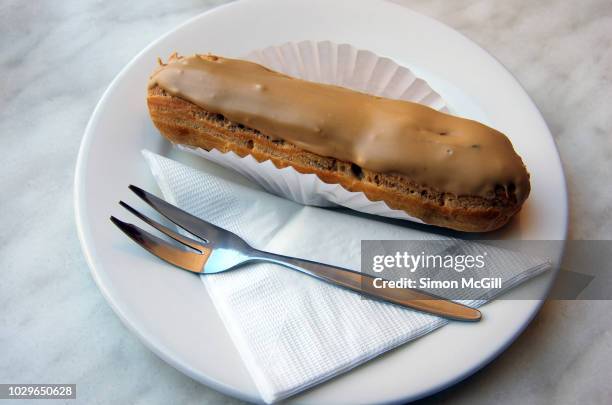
143, 150, 550, 403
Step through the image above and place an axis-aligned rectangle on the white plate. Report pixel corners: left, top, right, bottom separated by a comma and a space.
74, 0, 568, 403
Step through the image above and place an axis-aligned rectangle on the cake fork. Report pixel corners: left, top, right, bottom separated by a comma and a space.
110, 185, 481, 322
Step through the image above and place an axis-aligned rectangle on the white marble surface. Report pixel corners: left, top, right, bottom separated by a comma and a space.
1, 0, 610, 404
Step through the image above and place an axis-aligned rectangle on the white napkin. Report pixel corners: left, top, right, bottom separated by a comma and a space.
143, 150, 550, 403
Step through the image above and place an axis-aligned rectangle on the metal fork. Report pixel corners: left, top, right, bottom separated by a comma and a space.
110, 185, 481, 321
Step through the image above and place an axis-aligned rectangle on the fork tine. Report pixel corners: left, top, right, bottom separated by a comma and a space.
129, 185, 226, 241
110, 216, 210, 274
119, 201, 208, 251
129, 185, 227, 240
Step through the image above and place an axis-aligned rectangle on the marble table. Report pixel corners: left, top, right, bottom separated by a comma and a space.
1, 0, 610, 403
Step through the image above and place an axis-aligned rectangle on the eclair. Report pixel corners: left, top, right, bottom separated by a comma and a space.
147, 53, 530, 232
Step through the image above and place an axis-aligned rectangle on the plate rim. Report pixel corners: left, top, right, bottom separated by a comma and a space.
74, 0, 569, 403
74, 2, 259, 402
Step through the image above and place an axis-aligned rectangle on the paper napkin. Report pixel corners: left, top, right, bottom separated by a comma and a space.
143, 150, 550, 403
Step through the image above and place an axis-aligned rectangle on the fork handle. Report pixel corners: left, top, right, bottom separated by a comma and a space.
252, 251, 481, 322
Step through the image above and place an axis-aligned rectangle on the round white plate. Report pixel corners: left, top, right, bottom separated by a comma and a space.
75, 0, 568, 403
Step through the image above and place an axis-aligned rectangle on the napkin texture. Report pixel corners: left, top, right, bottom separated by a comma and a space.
143, 150, 549, 403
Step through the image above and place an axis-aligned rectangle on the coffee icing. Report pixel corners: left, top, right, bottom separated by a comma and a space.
149, 54, 529, 199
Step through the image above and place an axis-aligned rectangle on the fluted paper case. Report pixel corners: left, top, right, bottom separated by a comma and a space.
176, 40, 449, 223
